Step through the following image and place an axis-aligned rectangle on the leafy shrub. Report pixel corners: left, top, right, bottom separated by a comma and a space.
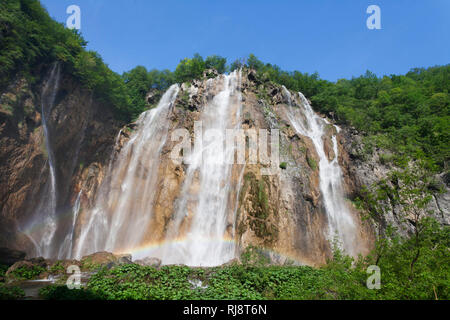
9, 265, 45, 280
0, 283, 25, 300
39, 285, 103, 300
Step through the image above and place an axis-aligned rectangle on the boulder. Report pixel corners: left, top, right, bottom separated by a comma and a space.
134, 257, 162, 268
0, 247, 26, 266
81, 251, 117, 266
81, 252, 133, 269
116, 254, 132, 265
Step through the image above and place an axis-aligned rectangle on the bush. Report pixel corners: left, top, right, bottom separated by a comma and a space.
8, 265, 45, 280
0, 283, 25, 300
39, 285, 103, 300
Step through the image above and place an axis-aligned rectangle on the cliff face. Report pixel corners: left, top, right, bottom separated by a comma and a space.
12, 67, 447, 266
0, 65, 123, 254
340, 128, 450, 236
67, 70, 374, 266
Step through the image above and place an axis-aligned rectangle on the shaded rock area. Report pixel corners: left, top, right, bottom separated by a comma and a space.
0, 65, 124, 255
0, 247, 26, 266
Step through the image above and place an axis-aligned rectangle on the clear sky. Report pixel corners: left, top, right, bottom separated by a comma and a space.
40, 0, 449, 81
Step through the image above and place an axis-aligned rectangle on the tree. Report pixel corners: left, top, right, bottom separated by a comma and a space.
174, 53, 205, 83
204, 55, 227, 74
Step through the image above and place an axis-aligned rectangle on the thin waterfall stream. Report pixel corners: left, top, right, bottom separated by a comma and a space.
24, 63, 61, 258
283, 87, 357, 255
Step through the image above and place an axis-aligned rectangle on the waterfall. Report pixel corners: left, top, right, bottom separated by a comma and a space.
25, 63, 61, 257
283, 87, 357, 255
159, 71, 243, 266
57, 191, 82, 259
73, 84, 180, 258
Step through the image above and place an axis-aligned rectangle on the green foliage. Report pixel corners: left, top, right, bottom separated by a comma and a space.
8, 264, 45, 280
121, 66, 176, 119
0, 265, 8, 279
0, 283, 25, 300
279, 162, 287, 170
49, 261, 65, 274
234, 54, 449, 171
174, 53, 205, 83
240, 246, 270, 266
39, 285, 101, 300
309, 66, 450, 169
0, 0, 134, 120
205, 55, 227, 74
307, 156, 317, 170
34, 222, 447, 300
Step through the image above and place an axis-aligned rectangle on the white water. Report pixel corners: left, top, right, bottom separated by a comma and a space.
73, 84, 179, 258
57, 191, 82, 259
283, 87, 356, 255
25, 63, 61, 257
158, 71, 243, 266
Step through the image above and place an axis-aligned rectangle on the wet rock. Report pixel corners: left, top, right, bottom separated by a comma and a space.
116, 254, 133, 265
81, 251, 133, 269
0, 247, 26, 266
134, 257, 162, 268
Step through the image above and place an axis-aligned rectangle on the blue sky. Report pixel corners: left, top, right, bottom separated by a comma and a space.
40, 0, 449, 81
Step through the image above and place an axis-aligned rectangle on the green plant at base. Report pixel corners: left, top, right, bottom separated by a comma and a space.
0, 283, 25, 300
9, 265, 45, 280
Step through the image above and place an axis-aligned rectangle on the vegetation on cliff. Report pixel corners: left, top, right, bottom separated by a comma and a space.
2, 1, 448, 166
238, 55, 449, 171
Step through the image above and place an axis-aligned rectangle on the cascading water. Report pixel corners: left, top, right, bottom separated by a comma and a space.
73, 84, 180, 258
24, 63, 61, 257
57, 191, 82, 259
159, 71, 243, 266
283, 87, 357, 255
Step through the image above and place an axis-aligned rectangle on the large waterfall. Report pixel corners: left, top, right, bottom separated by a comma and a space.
73, 84, 180, 258
160, 71, 243, 266
73, 73, 244, 266
24, 63, 61, 258
283, 87, 357, 255
22, 68, 361, 265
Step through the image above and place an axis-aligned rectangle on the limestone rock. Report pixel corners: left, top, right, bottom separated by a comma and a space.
134, 257, 162, 268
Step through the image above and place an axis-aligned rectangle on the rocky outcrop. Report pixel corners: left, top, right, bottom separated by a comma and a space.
1, 67, 403, 266
71, 70, 373, 266
339, 127, 450, 235
0, 247, 26, 266
134, 257, 162, 268
81, 251, 132, 269
0, 64, 123, 255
